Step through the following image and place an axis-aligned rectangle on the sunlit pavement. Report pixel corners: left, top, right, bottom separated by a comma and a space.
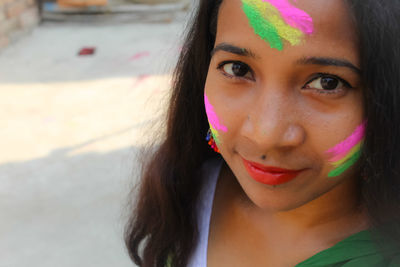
0, 12, 187, 266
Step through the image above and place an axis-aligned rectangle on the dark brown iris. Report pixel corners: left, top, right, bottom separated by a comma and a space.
232, 62, 249, 77
321, 77, 339, 90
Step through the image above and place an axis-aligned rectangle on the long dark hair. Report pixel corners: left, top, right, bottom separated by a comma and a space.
125, 0, 400, 266
348, 0, 400, 245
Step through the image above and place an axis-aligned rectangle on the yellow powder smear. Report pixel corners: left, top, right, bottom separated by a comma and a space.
331, 142, 362, 167
244, 0, 304, 46
210, 124, 221, 145
262, 1, 303, 46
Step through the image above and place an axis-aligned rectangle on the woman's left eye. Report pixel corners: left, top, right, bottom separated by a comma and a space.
303, 74, 352, 94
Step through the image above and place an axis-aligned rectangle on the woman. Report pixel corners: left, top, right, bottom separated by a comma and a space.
125, 0, 400, 266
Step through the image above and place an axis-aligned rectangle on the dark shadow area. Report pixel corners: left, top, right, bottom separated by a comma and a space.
0, 124, 151, 266
0, 117, 166, 267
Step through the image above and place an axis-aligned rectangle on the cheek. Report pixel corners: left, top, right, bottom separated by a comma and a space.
324, 120, 366, 178
204, 92, 228, 145
204, 73, 249, 150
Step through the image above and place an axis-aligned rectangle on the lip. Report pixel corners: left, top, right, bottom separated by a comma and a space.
242, 158, 304, 186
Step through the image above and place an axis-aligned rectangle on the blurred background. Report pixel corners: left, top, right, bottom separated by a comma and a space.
0, 0, 193, 265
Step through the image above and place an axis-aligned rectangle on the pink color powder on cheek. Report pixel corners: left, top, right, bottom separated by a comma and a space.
326, 120, 366, 158
204, 94, 227, 132
325, 121, 367, 178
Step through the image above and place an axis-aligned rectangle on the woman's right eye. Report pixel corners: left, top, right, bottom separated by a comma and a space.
218, 61, 254, 80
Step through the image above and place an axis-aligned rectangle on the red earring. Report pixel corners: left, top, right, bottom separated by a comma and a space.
206, 129, 220, 153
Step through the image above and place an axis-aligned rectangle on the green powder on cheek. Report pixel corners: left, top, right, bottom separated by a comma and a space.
328, 149, 362, 178
210, 126, 221, 145
242, 2, 283, 51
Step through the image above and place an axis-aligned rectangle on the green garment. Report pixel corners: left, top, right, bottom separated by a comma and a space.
166, 230, 399, 267
295, 230, 400, 267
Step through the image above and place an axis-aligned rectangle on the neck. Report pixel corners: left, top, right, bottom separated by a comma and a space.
274, 176, 365, 229
223, 163, 370, 241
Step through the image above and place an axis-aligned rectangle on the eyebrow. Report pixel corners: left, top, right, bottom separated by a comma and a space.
211, 43, 257, 58
296, 57, 362, 74
211, 43, 362, 74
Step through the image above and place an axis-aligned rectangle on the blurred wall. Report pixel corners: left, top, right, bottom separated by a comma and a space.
0, 0, 39, 50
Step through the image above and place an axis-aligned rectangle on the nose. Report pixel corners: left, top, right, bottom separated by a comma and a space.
240, 87, 306, 153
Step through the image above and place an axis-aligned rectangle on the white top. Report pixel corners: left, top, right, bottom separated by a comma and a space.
187, 157, 223, 267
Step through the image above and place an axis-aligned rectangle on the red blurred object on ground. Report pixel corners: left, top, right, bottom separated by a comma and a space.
78, 47, 96, 56
130, 51, 150, 61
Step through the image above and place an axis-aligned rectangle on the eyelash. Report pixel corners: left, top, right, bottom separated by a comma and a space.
216, 60, 353, 94
303, 73, 353, 95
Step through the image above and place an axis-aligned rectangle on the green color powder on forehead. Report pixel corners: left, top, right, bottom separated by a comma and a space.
242, 2, 283, 51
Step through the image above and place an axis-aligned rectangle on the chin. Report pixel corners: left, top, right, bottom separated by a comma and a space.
237, 173, 336, 213
250, 194, 308, 212
238, 182, 309, 212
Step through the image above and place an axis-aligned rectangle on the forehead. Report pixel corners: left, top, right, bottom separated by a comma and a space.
216, 0, 359, 64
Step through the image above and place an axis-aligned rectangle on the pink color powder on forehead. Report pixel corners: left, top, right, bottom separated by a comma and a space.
263, 0, 314, 34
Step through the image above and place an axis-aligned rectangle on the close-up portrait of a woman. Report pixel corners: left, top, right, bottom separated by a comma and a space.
125, 0, 400, 266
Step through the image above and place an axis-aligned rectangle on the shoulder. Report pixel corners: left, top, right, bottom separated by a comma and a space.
296, 230, 400, 267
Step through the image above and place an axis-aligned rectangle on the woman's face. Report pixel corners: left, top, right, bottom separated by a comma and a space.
204, 0, 364, 211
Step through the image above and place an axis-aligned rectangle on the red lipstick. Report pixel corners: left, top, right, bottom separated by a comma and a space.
242, 158, 303, 186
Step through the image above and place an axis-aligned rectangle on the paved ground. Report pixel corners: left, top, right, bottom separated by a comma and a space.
0, 8, 189, 266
